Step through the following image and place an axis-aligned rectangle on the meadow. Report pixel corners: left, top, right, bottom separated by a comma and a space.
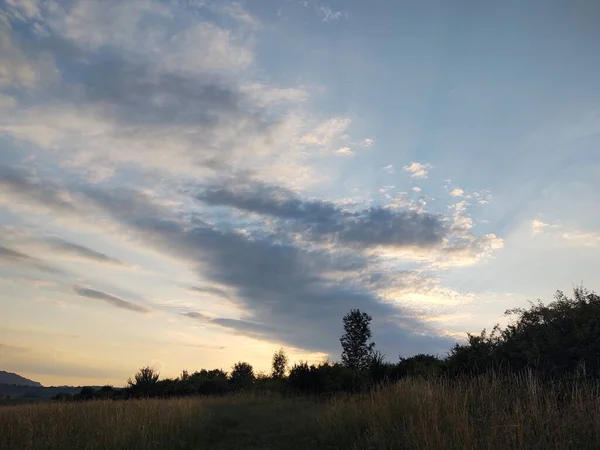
3, 373, 600, 450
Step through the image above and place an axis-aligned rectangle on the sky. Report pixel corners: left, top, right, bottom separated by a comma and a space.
1, 0, 599, 387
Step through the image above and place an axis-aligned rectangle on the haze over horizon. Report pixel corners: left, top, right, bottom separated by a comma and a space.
1, 0, 599, 387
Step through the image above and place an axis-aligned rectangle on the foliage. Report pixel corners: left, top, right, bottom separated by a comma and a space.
288, 361, 366, 394
447, 286, 600, 380
229, 362, 255, 391
127, 367, 160, 398
271, 348, 288, 379
340, 309, 375, 370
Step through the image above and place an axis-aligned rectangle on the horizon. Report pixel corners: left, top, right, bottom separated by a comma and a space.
1, 0, 599, 387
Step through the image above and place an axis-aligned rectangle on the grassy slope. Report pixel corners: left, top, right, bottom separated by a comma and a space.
3, 375, 600, 450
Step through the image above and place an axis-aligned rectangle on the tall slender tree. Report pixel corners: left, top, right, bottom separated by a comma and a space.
340, 309, 375, 370
271, 348, 288, 378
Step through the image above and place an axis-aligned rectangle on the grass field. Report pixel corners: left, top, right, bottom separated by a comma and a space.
3, 374, 600, 450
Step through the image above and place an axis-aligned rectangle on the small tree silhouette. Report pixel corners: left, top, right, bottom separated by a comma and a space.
271, 348, 288, 379
340, 309, 375, 370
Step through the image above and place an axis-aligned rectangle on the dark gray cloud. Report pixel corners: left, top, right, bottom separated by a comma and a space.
82, 186, 452, 356
73, 286, 150, 314
199, 182, 341, 224
22, 29, 244, 129
1, 169, 454, 357
181, 311, 282, 340
45, 238, 124, 266
73, 56, 246, 128
0, 245, 65, 274
197, 182, 447, 249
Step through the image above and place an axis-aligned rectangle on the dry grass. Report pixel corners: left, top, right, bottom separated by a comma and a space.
319, 374, 600, 449
0, 394, 322, 450
3, 375, 600, 449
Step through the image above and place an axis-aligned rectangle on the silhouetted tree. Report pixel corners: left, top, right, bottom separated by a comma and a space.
127, 366, 160, 397
272, 348, 288, 379
229, 362, 254, 390
340, 309, 375, 370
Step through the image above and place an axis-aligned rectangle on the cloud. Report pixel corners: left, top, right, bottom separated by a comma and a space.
299, 117, 351, 146
220, 2, 261, 30
0, 2, 507, 364
0, 161, 495, 356
411, 187, 422, 193
0, 33, 353, 188
0, 166, 76, 214
532, 220, 600, 248
182, 311, 280, 339
181, 311, 211, 321
45, 239, 124, 266
73, 287, 151, 314
43, 183, 453, 356
560, 231, 600, 247
318, 5, 344, 22
382, 164, 394, 174
195, 180, 503, 268
0, 245, 64, 274
197, 181, 447, 250
449, 188, 465, 197
335, 146, 354, 156
39, 0, 253, 73
532, 219, 549, 234
0, 15, 39, 88
4, 0, 42, 21
361, 138, 374, 147
403, 162, 432, 179
188, 286, 232, 300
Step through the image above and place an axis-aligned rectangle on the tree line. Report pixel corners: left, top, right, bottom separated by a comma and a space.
56, 285, 600, 401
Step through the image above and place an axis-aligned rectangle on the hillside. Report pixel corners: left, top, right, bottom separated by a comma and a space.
0, 371, 42, 387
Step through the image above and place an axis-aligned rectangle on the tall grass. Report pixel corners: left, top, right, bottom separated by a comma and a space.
320, 373, 600, 449
0, 393, 321, 450
3, 374, 600, 449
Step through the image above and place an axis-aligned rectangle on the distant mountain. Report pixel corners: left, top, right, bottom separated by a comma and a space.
0, 371, 43, 387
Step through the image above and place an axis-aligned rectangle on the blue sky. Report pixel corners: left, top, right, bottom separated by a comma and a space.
1, 0, 599, 386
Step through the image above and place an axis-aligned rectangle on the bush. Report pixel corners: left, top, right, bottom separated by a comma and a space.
447, 286, 600, 380
229, 362, 254, 391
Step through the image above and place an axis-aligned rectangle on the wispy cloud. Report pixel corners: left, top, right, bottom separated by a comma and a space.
532, 220, 600, 247
318, 5, 344, 22
532, 219, 550, 234
188, 286, 232, 300
0, 245, 65, 275
335, 146, 355, 156
73, 287, 151, 314
361, 138, 374, 147
45, 239, 125, 266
